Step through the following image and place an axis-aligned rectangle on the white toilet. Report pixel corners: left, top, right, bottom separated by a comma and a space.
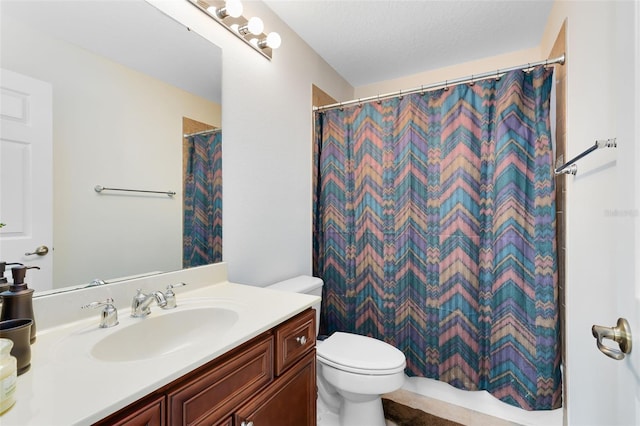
267, 276, 406, 426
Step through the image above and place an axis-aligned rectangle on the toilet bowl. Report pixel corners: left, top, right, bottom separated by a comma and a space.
267, 276, 406, 426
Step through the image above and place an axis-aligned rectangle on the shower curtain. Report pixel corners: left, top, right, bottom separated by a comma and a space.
313, 66, 561, 410
183, 131, 222, 267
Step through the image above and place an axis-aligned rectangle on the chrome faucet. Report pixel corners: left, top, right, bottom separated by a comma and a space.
82, 298, 119, 328
130, 283, 187, 318
164, 282, 186, 309
131, 289, 168, 318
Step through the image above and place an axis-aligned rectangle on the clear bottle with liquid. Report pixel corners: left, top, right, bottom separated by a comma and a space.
0, 338, 17, 415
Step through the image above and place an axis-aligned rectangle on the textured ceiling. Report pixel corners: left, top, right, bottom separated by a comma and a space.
264, 0, 554, 87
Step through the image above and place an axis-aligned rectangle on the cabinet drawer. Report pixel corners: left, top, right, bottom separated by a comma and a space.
275, 309, 316, 376
168, 335, 273, 426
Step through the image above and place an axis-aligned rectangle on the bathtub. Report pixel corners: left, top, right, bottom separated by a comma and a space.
400, 376, 563, 426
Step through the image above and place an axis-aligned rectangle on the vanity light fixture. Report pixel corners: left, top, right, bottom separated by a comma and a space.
188, 0, 281, 60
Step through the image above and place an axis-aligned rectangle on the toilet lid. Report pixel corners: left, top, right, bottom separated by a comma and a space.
316, 332, 406, 375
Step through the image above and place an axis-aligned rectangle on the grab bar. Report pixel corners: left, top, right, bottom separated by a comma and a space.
94, 185, 176, 197
555, 138, 617, 175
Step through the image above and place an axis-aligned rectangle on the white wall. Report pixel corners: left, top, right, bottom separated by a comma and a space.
541, 1, 638, 425
1, 17, 221, 288
148, 0, 353, 286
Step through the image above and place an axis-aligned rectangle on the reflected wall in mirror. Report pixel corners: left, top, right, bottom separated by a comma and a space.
0, 0, 222, 293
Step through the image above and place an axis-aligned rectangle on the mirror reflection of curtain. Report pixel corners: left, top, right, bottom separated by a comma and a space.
183, 131, 222, 267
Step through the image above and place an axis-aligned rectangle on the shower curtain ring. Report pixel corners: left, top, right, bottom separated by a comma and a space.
495, 69, 501, 81
469, 75, 475, 86
377, 94, 381, 104
444, 80, 449, 91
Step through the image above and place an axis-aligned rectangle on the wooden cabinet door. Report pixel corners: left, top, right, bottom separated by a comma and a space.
235, 350, 316, 426
168, 336, 273, 426
93, 395, 165, 426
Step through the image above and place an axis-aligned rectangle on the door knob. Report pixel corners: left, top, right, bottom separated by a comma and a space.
25, 245, 49, 256
592, 318, 632, 360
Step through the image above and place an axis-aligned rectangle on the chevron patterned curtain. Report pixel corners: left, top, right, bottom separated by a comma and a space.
183, 131, 222, 267
313, 66, 561, 410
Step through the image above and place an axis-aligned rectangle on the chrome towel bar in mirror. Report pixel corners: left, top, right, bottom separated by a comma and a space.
94, 185, 176, 197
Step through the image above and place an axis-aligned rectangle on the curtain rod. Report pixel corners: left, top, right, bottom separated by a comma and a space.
314, 54, 565, 113
183, 128, 221, 138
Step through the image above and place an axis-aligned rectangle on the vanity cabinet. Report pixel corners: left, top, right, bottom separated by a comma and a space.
93, 309, 316, 426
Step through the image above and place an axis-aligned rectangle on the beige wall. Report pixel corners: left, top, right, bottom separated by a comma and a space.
1, 18, 221, 288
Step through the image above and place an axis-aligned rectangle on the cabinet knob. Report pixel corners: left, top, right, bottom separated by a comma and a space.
296, 336, 307, 345
241, 421, 254, 426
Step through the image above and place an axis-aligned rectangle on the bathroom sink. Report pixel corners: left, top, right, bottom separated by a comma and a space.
90, 307, 238, 362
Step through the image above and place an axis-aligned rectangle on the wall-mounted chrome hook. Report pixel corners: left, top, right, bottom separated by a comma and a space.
592, 318, 632, 360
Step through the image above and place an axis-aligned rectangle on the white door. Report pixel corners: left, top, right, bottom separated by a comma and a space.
0, 68, 53, 291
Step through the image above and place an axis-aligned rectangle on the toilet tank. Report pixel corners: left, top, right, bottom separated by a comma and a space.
267, 276, 323, 334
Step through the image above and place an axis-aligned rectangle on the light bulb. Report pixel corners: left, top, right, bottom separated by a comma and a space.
215, 0, 243, 19
225, 0, 243, 18
237, 17, 264, 36
265, 32, 281, 49
257, 32, 281, 49
246, 17, 264, 35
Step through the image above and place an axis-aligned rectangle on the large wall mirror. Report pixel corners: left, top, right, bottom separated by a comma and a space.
0, 0, 222, 293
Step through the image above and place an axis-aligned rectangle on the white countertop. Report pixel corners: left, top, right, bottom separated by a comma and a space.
1, 265, 318, 425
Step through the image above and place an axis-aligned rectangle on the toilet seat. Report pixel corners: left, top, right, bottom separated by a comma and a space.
316, 332, 406, 375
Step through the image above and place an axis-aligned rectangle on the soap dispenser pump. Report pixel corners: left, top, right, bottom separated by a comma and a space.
0, 262, 23, 293
0, 266, 40, 343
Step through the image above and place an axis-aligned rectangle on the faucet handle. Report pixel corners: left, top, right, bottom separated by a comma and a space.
82, 298, 119, 328
164, 282, 187, 309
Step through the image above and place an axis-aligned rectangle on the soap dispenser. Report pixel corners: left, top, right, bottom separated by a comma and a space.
0, 262, 23, 293
0, 266, 40, 343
